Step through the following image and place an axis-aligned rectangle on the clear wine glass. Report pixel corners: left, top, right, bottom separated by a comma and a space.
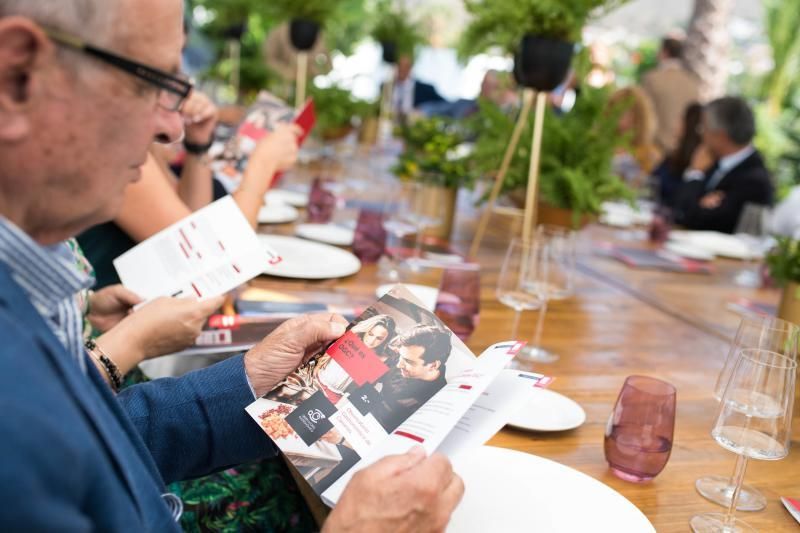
696, 315, 799, 511
496, 238, 548, 344
536, 225, 577, 301
405, 180, 444, 272
733, 203, 772, 288
690, 348, 796, 532
379, 183, 416, 281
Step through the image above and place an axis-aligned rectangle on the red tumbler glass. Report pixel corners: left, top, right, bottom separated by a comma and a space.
604, 375, 676, 483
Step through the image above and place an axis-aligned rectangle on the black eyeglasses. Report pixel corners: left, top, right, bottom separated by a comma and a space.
44, 27, 193, 112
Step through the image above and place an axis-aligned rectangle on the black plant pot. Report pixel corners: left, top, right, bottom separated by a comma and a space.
381, 41, 398, 64
515, 35, 574, 91
290, 19, 321, 51
222, 22, 247, 41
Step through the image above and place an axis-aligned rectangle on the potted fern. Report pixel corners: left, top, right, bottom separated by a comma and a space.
465, 85, 633, 227
394, 117, 475, 239
766, 237, 800, 325
266, 0, 346, 51
371, 0, 425, 64
308, 85, 376, 141
460, 0, 627, 90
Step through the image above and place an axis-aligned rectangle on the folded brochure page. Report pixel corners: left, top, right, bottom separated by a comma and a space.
245, 285, 551, 506
113, 196, 282, 301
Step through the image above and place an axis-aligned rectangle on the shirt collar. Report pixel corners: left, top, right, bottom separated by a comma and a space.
718, 145, 755, 173
0, 217, 93, 312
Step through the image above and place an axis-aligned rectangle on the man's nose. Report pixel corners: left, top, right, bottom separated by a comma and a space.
153, 107, 184, 144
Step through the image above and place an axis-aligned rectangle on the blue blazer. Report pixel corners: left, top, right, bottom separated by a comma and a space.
0, 262, 275, 531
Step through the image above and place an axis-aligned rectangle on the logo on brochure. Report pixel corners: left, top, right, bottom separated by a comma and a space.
308, 409, 326, 423
285, 390, 337, 446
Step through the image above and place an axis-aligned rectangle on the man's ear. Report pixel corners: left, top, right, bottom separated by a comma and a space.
0, 17, 51, 142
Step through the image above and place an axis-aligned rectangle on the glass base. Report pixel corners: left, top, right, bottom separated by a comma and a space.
610, 466, 654, 483
690, 512, 757, 533
695, 476, 766, 512
733, 269, 760, 288
516, 346, 559, 364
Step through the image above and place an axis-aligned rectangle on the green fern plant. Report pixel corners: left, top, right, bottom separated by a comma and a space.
264, 0, 347, 24
766, 237, 800, 286
371, 0, 425, 58
465, 86, 633, 217
458, 0, 628, 59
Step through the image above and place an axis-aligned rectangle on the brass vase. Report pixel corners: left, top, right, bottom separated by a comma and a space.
417, 184, 457, 241
777, 282, 800, 326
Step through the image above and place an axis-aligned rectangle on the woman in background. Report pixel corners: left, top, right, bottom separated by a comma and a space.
609, 86, 662, 189
652, 103, 703, 208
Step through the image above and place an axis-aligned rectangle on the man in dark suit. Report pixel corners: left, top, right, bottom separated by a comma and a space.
675, 97, 773, 234
0, 1, 463, 531
392, 55, 446, 118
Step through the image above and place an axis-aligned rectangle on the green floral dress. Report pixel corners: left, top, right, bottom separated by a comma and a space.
69, 239, 315, 533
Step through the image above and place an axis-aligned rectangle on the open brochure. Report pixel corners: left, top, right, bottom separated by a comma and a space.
245, 285, 551, 507
214, 91, 315, 192
113, 196, 282, 301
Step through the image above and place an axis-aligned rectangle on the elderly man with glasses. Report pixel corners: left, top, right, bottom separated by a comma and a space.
0, 1, 463, 531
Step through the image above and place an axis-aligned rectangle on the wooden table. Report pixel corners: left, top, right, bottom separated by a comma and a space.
255, 168, 800, 532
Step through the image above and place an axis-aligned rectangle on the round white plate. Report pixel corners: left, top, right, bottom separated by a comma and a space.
669, 231, 758, 260
506, 382, 587, 432
260, 235, 361, 279
448, 446, 655, 533
258, 203, 299, 225
295, 223, 355, 246
664, 241, 715, 262
376, 284, 439, 312
265, 189, 309, 208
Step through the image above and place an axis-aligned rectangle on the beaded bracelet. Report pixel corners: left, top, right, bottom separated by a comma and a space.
85, 339, 122, 393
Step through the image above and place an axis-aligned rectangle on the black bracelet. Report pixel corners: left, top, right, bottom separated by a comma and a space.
86, 339, 123, 393
183, 139, 214, 155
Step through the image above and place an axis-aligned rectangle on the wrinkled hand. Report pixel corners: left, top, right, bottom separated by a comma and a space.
689, 144, 715, 173
249, 123, 302, 175
244, 314, 348, 397
183, 91, 219, 145
113, 296, 224, 361
323, 448, 465, 533
88, 285, 143, 333
700, 191, 725, 209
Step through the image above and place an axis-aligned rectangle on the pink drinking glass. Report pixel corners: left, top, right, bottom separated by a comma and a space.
307, 177, 337, 223
352, 209, 387, 264
604, 375, 676, 483
434, 265, 481, 341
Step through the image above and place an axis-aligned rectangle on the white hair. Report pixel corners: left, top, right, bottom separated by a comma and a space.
0, 1, 116, 44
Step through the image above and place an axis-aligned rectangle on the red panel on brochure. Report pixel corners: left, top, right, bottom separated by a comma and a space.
327, 330, 390, 387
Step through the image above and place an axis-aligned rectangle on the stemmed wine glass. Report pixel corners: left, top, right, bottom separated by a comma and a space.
695, 315, 799, 511
515, 227, 574, 363
496, 238, 548, 345
690, 348, 796, 532
380, 183, 417, 281
733, 203, 773, 288
405, 179, 444, 271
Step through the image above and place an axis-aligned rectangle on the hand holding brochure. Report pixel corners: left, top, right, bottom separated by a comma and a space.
113, 196, 282, 301
245, 285, 551, 506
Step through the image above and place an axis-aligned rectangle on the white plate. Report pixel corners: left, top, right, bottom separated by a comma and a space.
448, 446, 655, 533
376, 284, 439, 312
265, 189, 309, 208
258, 203, 299, 225
260, 235, 361, 279
295, 223, 355, 246
506, 381, 587, 432
664, 241, 715, 262
669, 231, 758, 260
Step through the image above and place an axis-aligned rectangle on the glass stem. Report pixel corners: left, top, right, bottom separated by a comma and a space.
723, 454, 749, 530
511, 309, 522, 341
532, 299, 549, 349
414, 224, 424, 260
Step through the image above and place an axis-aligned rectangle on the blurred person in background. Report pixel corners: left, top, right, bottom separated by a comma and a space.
641, 35, 702, 154
651, 103, 704, 208
610, 86, 662, 189
392, 54, 446, 120
78, 90, 301, 289
675, 97, 773, 234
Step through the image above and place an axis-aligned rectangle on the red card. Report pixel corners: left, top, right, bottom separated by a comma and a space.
270, 99, 316, 188
327, 330, 390, 386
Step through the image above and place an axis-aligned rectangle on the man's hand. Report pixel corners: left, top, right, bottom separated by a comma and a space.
108, 296, 224, 361
324, 448, 465, 533
700, 191, 725, 209
183, 91, 219, 146
689, 144, 714, 173
88, 285, 143, 333
244, 314, 348, 397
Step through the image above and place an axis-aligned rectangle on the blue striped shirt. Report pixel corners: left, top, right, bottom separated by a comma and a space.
0, 217, 93, 373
